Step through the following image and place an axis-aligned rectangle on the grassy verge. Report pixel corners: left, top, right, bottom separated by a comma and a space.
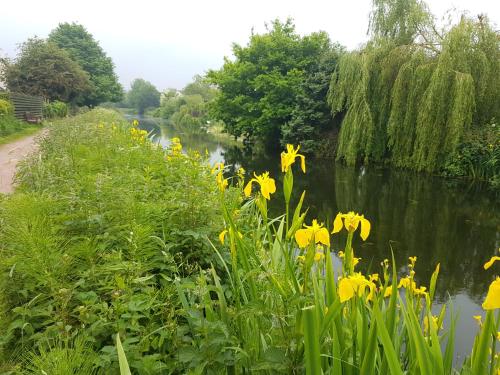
0, 109, 498, 374
0, 114, 43, 145
0, 125, 42, 145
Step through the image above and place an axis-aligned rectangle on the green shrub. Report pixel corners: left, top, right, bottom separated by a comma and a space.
0, 99, 13, 116
43, 100, 68, 118
443, 121, 500, 188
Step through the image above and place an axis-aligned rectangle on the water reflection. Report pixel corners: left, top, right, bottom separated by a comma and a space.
138, 116, 500, 361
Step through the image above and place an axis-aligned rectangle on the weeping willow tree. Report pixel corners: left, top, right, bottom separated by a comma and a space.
329, 0, 500, 173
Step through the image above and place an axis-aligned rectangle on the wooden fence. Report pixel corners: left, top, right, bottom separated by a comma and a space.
0, 91, 44, 121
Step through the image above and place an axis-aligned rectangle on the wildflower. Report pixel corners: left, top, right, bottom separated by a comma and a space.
211, 162, 224, 175
216, 171, 228, 192
338, 273, 370, 303
281, 144, 306, 173
219, 230, 228, 244
384, 286, 393, 298
244, 172, 276, 200
297, 255, 306, 263
314, 252, 325, 262
424, 315, 440, 334
483, 277, 500, 310
295, 219, 330, 249
414, 286, 427, 297
409, 256, 417, 267
219, 229, 242, 244
169, 137, 182, 155
332, 211, 371, 240
132, 119, 139, 127
398, 276, 417, 291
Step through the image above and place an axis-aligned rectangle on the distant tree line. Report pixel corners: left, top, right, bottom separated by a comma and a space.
0, 23, 123, 106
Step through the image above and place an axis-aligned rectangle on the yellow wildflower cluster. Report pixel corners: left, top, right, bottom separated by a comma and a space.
130, 127, 148, 143
212, 162, 228, 192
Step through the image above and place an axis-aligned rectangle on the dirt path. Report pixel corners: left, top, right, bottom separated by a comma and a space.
0, 130, 45, 194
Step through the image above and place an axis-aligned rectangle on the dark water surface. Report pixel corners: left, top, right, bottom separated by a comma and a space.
138, 116, 500, 363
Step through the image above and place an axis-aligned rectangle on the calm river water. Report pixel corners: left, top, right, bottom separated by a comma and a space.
138, 116, 500, 363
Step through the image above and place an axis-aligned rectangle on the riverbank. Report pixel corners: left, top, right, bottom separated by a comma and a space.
0, 109, 498, 374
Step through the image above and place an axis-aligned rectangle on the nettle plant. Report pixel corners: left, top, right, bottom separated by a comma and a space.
172, 144, 500, 374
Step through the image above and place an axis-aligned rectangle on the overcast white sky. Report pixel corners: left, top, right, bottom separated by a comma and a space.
0, 0, 498, 91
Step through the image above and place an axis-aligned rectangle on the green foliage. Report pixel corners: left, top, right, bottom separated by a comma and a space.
43, 100, 68, 118
1, 38, 90, 102
156, 77, 220, 135
126, 78, 160, 114
329, 7, 500, 180
49, 23, 123, 106
0, 113, 40, 142
208, 18, 342, 151
0, 109, 235, 373
0, 98, 13, 116
442, 121, 500, 187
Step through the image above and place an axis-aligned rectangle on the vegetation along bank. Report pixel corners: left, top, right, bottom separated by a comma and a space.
0, 109, 499, 374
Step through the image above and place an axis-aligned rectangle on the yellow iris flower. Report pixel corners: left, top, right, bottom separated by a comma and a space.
483, 277, 500, 310
332, 211, 371, 241
295, 219, 330, 248
216, 171, 228, 192
338, 273, 371, 303
244, 172, 276, 200
281, 144, 306, 173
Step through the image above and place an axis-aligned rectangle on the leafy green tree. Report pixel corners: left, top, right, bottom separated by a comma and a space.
0, 38, 90, 102
208, 19, 342, 151
127, 78, 160, 114
49, 23, 123, 106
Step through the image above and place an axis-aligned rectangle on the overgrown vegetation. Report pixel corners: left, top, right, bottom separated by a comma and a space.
328, 0, 499, 185
43, 100, 69, 118
1, 109, 499, 374
0, 109, 235, 373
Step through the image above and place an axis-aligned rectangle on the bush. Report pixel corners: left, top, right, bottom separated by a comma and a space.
0, 99, 13, 116
43, 100, 68, 118
443, 122, 500, 189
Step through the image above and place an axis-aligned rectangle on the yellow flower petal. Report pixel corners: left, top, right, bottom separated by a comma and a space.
315, 228, 330, 247
360, 216, 371, 241
299, 154, 306, 173
295, 229, 313, 249
244, 180, 254, 197
338, 278, 356, 303
332, 213, 343, 234
483, 277, 500, 310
